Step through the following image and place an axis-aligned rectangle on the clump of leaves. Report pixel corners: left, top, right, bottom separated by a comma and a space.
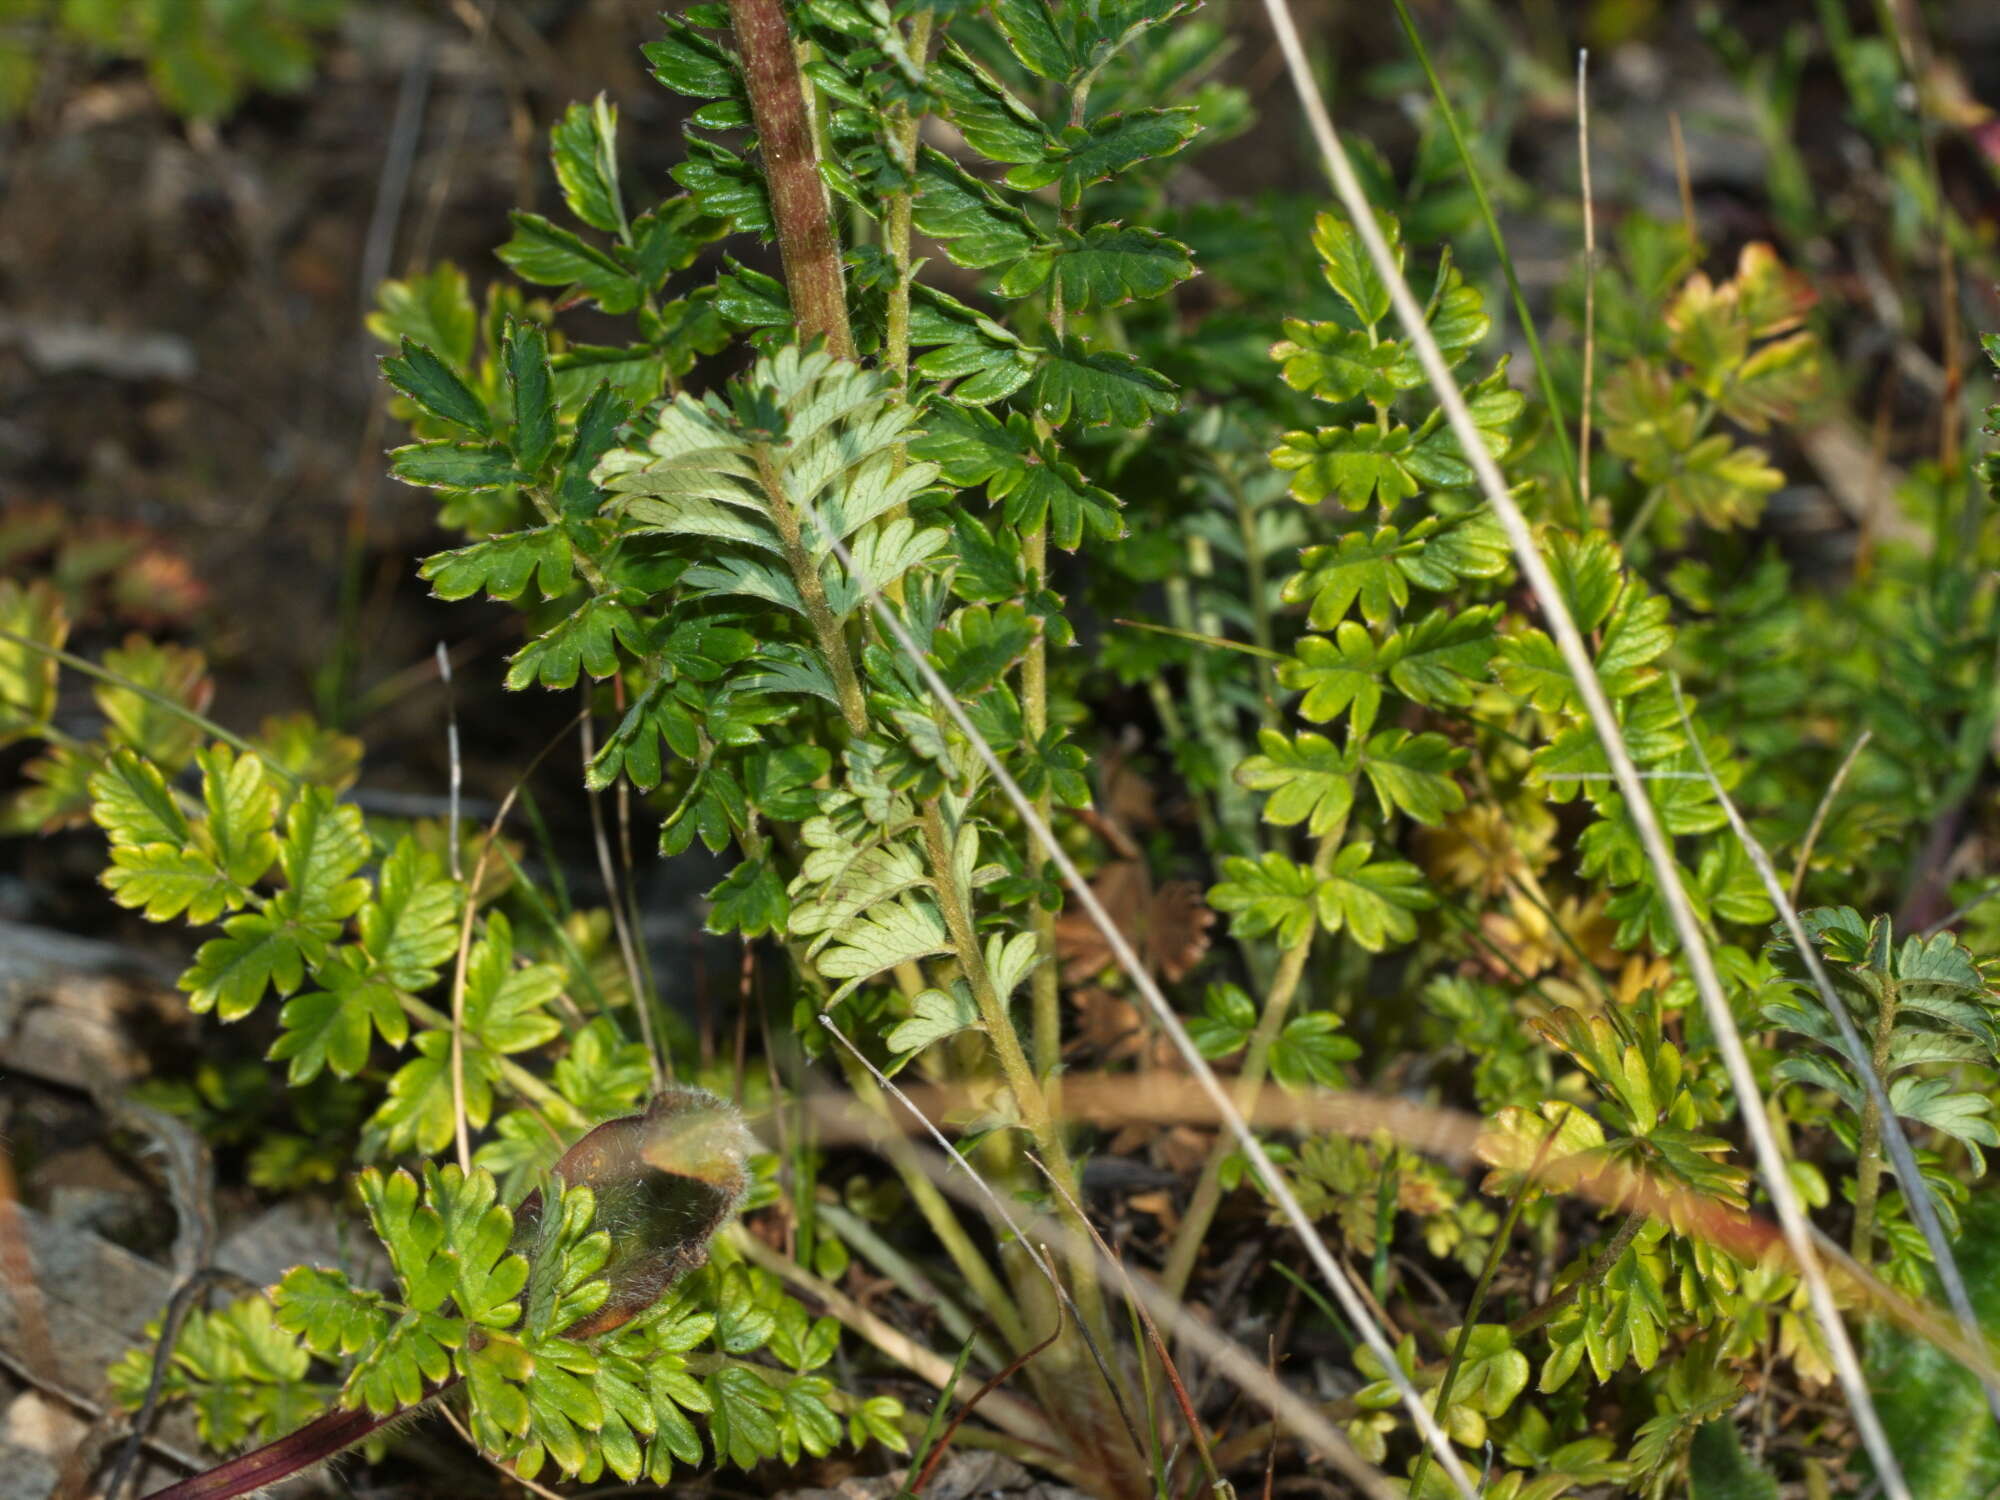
117, 1092, 901, 1498
1594, 234, 1823, 541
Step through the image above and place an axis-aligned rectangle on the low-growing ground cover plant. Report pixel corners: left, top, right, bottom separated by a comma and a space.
5, 0, 2000, 1497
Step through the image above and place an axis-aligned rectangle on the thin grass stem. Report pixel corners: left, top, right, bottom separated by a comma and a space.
1576, 48, 1598, 519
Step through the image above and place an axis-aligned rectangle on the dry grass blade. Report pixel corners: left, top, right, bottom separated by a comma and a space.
435, 641, 463, 883
896, 1074, 1485, 1164
437, 1395, 569, 1500
579, 689, 666, 1093
1671, 680, 2000, 1427
816, 1021, 1152, 1470
906, 1309, 1067, 1494
1246, 0, 1910, 1487
1668, 111, 1697, 248
796, 1079, 2000, 1403
1076, 1239, 1405, 1500
806, 1062, 1402, 1500
1025, 1153, 1225, 1495
817, 550, 1482, 1494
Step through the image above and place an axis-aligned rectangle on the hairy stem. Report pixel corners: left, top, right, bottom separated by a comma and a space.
1851, 976, 1901, 1265
752, 443, 869, 733
882, 12, 935, 398
762, 913, 1019, 1351
1024, 520, 1061, 1093
727, 0, 853, 357
1021, 108, 1084, 1095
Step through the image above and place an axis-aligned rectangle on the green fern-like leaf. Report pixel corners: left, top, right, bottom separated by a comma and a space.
278, 787, 370, 931
1236, 728, 1358, 836
595, 345, 949, 615
0, 578, 65, 744
910, 403, 1122, 550
269, 950, 407, 1082
421, 527, 575, 601
109, 1295, 329, 1453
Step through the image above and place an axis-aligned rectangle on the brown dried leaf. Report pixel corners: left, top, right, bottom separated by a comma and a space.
1070, 986, 1146, 1063
1053, 865, 1213, 985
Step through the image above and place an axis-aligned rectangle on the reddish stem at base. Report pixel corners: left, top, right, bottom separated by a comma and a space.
140, 1378, 461, 1499
726, 0, 854, 357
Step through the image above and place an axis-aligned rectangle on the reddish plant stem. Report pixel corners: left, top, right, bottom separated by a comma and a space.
142, 1380, 459, 1500
728, 0, 853, 357
910, 1312, 1065, 1496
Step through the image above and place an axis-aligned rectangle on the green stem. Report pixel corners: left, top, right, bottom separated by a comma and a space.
918, 799, 1111, 1348
1508, 1208, 1645, 1337
1218, 461, 1280, 729
0, 626, 281, 774
764, 899, 1021, 1349
1024, 521, 1062, 1091
1158, 936, 1309, 1301
1851, 975, 1901, 1265
1022, 87, 1075, 1093
1165, 565, 1257, 856
837, 1052, 1035, 1353
1157, 828, 1344, 1301
1408, 1166, 1539, 1497
400, 993, 571, 1117
1390, 0, 1578, 511
883, 11, 935, 399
